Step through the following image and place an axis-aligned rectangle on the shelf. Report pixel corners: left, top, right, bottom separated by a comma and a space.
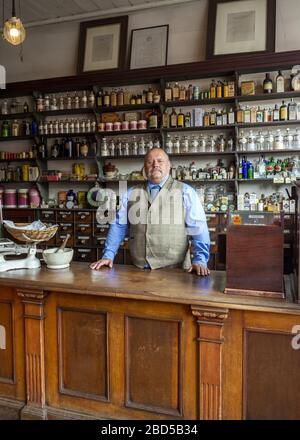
96, 103, 160, 113
162, 97, 236, 107
0, 135, 36, 142
39, 180, 97, 184
97, 129, 161, 136
46, 157, 96, 161
38, 108, 95, 117
237, 91, 300, 102
40, 132, 97, 138
236, 149, 300, 155
102, 151, 236, 160
237, 178, 294, 184
0, 158, 37, 162
162, 125, 234, 133
237, 121, 300, 129
0, 112, 34, 120
182, 179, 236, 183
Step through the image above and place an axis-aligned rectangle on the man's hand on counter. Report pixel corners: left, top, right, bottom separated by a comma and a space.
90, 259, 113, 270
187, 263, 210, 277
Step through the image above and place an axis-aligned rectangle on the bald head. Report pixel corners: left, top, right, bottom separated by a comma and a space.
144, 148, 171, 184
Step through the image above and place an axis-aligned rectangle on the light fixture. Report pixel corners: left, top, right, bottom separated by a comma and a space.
3, 0, 26, 45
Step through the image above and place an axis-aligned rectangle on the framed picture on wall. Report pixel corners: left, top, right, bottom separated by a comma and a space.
77, 16, 128, 74
129, 25, 169, 70
206, 0, 276, 59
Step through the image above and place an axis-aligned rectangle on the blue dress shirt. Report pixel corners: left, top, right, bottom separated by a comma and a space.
102, 176, 210, 266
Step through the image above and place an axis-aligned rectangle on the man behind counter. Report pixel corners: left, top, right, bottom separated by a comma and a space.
90, 148, 210, 276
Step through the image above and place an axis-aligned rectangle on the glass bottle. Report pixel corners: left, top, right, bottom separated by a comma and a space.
274, 129, 284, 150
148, 108, 158, 129
132, 137, 138, 155
88, 91, 95, 108
288, 98, 297, 121
81, 91, 88, 108
165, 83, 172, 102
248, 130, 256, 151
210, 108, 216, 126
23, 101, 29, 113
172, 82, 180, 101
97, 89, 103, 107
117, 89, 124, 106
162, 109, 169, 128
284, 128, 293, 149
165, 135, 173, 154
280, 101, 288, 121
273, 104, 280, 122
101, 138, 108, 156
210, 79, 217, 98
138, 137, 146, 155
293, 129, 300, 149
265, 131, 274, 150
177, 109, 185, 128
199, 134, 206, 152
256, 131, 265, 151
276, 71, 285, 93
185, 112, 191, 128
238, 131, 247, 151
263, 73, 273, 94
173, 136, 181, 154
180, 136, 189, 153
170, 108, 177, 128
1, 100, 8, 115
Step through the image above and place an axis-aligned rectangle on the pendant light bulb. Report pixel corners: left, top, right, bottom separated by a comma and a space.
3, 1, 26, 46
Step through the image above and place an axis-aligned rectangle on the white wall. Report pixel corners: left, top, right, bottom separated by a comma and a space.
0, 0, 300, 83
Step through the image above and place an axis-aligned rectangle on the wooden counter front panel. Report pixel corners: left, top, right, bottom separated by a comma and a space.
57, 308, 108, 402
125, 316, 182, 416
0, 301, 14, 384
45, 293, 196, 420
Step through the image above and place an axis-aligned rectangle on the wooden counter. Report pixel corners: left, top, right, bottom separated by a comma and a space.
0, 264, 300, 420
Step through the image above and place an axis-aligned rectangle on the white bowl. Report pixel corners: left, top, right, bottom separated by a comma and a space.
42, 248, 74, 269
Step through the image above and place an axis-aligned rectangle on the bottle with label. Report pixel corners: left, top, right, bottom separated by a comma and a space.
117, 89, 124, 106
185, 112, 191, 128
210, 108, 217, 126
23, 102, 29, 113
216, 110, 223, 126
153, 90, 160, 103
217, 81, 223, 98
276, 71, 285, 93
97, 89, 103, 107
179, 86, 186, 101
147, 88, 153, 104
170, 108, 177, 128
103, 91, 110, 107
165, 83, 172, 102
110, 90, 117, 107
263, 73, 273, 94
223, 82, 229, 98
162, 109, 170, 128
148, 108, 158, 129
250, 107, 257, 123
171, 83, 179, 101
288, 98, 297, 121
236, 106, 244, 124
280, 101, 288, 121
177, 109, 185, 128
273, 104, 280, 121
210, 80, 217, 99
244, 106, 251, 123
81, 91, 88, 108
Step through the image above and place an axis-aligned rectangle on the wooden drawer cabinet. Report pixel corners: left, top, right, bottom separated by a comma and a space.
75, 235, 92, 247
57, 211, 73, 221
39, 210, 55, 222
74, 248, 96, 262
58, 223, 73, 234
206, 213, 218, 226
76, 223, 92, 234
56, 233, 74, 247
75, 211, 92, 222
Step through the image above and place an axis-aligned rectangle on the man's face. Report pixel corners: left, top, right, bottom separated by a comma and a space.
144, 149, 171, 184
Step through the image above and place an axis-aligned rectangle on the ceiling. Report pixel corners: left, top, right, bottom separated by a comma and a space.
2, 0, 196, 27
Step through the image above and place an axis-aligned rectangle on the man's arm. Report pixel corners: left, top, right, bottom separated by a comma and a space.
182, 184, 210, 275
90, 190, 129, 270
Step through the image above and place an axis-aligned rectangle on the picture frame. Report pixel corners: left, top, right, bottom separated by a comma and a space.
77, 16, 128, 74
129, 25, 169, 70
206, 0, 276, 59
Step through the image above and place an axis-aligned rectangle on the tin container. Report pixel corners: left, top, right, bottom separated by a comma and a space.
105, 122, 113, 131
18, 189, 29, 208
121, 121, 129, 131
4, 189, 17, 208
113, 121, 121, 131
129, 120, 137, 130
29, 188, 41, 208
137, 120, 147, 130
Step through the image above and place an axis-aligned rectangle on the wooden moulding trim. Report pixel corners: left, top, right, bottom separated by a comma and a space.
16, 288, 47, 301
224, 288, 285, 299
2, 50, 300, 97
191, 306, 229, 323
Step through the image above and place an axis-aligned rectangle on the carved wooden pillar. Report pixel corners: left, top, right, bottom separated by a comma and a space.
191, 306, 229, 420
17, 288, 48, 420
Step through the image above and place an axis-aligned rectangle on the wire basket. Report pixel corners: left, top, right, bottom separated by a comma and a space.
4, 223, 58, 243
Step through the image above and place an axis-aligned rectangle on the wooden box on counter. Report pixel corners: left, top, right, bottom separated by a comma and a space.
225, 223, 284, 299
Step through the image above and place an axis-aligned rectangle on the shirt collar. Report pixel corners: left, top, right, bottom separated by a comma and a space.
148, 174, 169, 190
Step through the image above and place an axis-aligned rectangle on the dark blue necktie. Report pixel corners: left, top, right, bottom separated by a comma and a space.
150, 185, 160, 202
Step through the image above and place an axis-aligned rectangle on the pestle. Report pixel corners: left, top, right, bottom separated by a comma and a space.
55, 234, 70, 253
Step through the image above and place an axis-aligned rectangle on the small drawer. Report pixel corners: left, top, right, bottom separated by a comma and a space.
76, 223, 92, 234
56, 233, 74, 247
75, 211, 92, 222
206, 214, 218, 226
219, 213, 228, 226
94, 237, 107, 247
57, 211, 73, 221
75, 248, 96, 262
94, 224, 110, 236
59, 223, 73, 233
75, 235, 92, 247
40, 210, 55, 222
210, 241, 217, 254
